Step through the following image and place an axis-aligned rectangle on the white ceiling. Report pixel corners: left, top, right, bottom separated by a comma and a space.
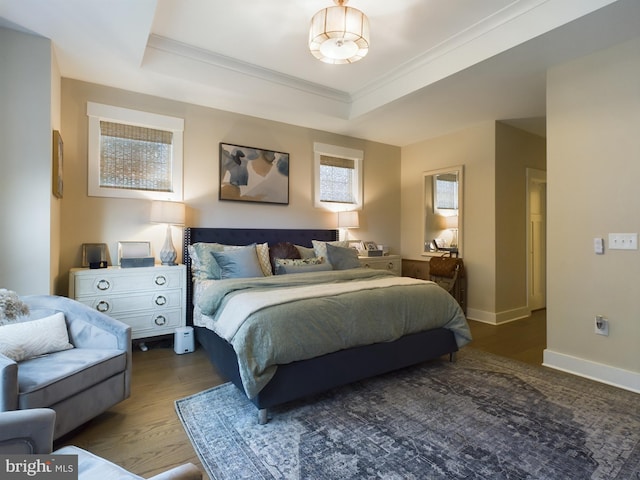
1, 0, 639, 146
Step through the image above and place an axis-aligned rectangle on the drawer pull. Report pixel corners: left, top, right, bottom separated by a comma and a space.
97, 279, 111, 291
387, 262, 394, 270
155, 275, 167, 286
154, 315, 167, 326
96, 301, 110, 313
155, 295, 167, 306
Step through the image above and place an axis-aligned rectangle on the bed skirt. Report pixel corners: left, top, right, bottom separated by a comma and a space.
195, 325, 458, 418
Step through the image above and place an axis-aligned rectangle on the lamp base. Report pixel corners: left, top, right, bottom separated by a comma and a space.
159, 224, 178, 266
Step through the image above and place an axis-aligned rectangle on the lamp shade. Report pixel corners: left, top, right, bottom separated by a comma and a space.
309, 1, 369, 64
444, 215, 458, 229
150, 201, 185, 225
338, 210, 360, 229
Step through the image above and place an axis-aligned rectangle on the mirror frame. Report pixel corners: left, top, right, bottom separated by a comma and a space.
422, 165, 464, 257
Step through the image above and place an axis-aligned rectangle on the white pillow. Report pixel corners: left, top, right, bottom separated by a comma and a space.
312, 240, 349, 265
0, 312, 73, 362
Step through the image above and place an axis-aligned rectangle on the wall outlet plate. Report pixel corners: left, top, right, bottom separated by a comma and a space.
595, 315, 609, 336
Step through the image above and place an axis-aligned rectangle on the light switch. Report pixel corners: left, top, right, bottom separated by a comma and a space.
608, 233, 638, 250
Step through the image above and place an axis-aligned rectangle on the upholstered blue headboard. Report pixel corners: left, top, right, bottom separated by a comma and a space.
182, 227, 339, 325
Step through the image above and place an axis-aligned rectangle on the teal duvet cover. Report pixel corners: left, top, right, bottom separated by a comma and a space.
197, 269, 471, 398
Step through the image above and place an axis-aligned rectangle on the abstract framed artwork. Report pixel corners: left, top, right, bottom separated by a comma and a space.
219, 142, 289, 204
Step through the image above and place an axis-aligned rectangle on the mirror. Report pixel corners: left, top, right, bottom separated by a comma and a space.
423, 166, 463, 256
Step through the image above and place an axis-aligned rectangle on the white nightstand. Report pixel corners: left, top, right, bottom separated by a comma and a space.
358, 254, 402, 276
69, 264, 186, 341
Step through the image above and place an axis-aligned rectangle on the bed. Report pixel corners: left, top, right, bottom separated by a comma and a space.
183, 227, 471, 424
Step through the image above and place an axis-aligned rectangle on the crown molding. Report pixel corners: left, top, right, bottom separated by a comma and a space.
146, 34, 351, 104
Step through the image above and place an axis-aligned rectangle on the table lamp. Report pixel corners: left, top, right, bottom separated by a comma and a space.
150, 201, 185, 266
338, 210, 360, 241
445, 215, 458, 247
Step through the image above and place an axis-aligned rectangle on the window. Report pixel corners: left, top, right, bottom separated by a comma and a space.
87, 102, 184, 200
433, 173, 459, 211
314, 142, 363, 210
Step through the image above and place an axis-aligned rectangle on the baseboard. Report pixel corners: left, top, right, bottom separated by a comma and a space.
467, 306, 531, 325
543, 349, 640, 394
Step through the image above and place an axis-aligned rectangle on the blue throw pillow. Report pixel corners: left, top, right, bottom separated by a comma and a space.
211, 247, 264, 279
326, 243, 361, 270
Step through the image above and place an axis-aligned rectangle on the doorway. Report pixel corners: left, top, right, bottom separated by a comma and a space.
526, 168, 547, 310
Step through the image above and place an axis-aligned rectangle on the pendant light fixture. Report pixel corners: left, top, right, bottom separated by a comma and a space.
309, 0, 370, 64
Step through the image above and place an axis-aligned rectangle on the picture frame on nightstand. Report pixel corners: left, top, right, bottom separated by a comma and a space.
118, 241, 154, 267
82, 243, 108, 269
363, 241, 378, 251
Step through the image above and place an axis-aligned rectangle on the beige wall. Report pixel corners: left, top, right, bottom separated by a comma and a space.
495, 122, 546, 317
0, 27, 60, 295
400, 122, 497, 318
545, 37, 640, 391
401, 122, 545, 324
58, 79, 401, 295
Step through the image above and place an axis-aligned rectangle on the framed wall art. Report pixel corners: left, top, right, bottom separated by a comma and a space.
52, 130, 63, 198
219, 142, 289, 204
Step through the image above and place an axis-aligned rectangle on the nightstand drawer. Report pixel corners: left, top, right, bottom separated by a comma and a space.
358, 255, 402, 276
71, 267, 184, 296
75, 290, 183, 316
115, 308, 184, 339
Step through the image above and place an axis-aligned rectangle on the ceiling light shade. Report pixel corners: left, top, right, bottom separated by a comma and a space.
309, 0, 370, 65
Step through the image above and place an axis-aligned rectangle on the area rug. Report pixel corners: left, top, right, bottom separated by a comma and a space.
175, 348, 640, 479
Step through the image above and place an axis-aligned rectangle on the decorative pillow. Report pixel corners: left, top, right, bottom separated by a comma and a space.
211, 247, 265, 279
255, 243, 273, 276
326, 243, 361, 270
312, 240, 349, 266
0, 312, 73, 362
274, 257, 325, 275
190, 242, 271, 279
269, 242, 301, 273
278, 263, 333, 275
295, 245, 316, 259
274, 257, 332, 275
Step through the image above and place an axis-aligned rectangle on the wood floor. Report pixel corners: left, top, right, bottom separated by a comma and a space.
56, 311, 546, 479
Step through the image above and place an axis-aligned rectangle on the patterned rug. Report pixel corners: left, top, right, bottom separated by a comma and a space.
175, 348, 640, 479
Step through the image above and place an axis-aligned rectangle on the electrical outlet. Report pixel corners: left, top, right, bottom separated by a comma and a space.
595, 315, 609, 336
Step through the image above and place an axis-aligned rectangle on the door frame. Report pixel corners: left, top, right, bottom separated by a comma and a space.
526, 168, 547, 311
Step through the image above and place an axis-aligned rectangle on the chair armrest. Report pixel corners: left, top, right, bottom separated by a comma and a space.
0, 408, 55, 454
22, 295, 133, 398
148, 463, 202, 480
0, 354, 18, 411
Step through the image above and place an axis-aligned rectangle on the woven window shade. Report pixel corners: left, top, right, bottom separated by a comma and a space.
319, 155, 355, 203
99, 121, 173, 192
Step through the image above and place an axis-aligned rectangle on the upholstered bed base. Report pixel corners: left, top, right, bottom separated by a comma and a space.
195, 325, 457, 423
184, 227, 459, 423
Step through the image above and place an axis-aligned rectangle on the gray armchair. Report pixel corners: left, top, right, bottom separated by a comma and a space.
0, 409, 201, 479
0, 295, 132, 439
